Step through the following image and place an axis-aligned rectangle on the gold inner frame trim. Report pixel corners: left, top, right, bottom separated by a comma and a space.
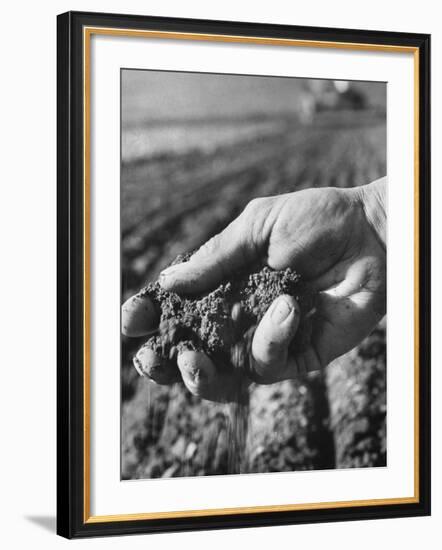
82, 26, 420, 524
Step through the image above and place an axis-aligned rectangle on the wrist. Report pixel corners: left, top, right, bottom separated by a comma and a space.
350, 177, 387, 249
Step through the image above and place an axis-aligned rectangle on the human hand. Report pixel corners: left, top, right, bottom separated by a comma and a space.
122, 178, 386, 401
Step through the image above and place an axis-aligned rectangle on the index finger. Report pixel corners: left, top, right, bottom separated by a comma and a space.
158, 210, 258, 295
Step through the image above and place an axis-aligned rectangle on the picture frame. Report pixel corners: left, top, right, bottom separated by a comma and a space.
57, 10, 431, 539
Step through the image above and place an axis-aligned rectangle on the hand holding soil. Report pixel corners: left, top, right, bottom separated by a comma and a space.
122, 178, 386, 402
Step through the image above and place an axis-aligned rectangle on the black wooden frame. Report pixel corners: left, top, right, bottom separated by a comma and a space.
57, 10, 431, 539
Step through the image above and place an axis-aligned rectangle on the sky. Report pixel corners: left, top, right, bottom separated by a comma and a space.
122, 69, 386, 127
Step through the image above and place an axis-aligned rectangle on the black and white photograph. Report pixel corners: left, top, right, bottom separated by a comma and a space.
1, 0, 436, 544
120, 69, 387, 480
53, 8, 431, 540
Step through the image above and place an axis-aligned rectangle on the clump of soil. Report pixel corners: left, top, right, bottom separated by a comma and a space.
135, 253, 316, 377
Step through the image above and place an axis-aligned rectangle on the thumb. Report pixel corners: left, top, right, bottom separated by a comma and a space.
159, 215, 256, 294
250, 295, 300, 384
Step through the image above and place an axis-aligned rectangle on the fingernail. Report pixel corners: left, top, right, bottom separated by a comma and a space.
133, 356, 145, 377
271, 297, 292, 324
159, 265, 182, 287
159, 265, 177, 279
121, 294, 158, 337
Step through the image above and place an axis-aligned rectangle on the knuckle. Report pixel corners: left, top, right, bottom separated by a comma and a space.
244, 197, 266, 217
251, 334, 288, 384
205, 233, 223, 253
195, 232, 223, 260
248, 356, 278, 384
242, 197, 277, 247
